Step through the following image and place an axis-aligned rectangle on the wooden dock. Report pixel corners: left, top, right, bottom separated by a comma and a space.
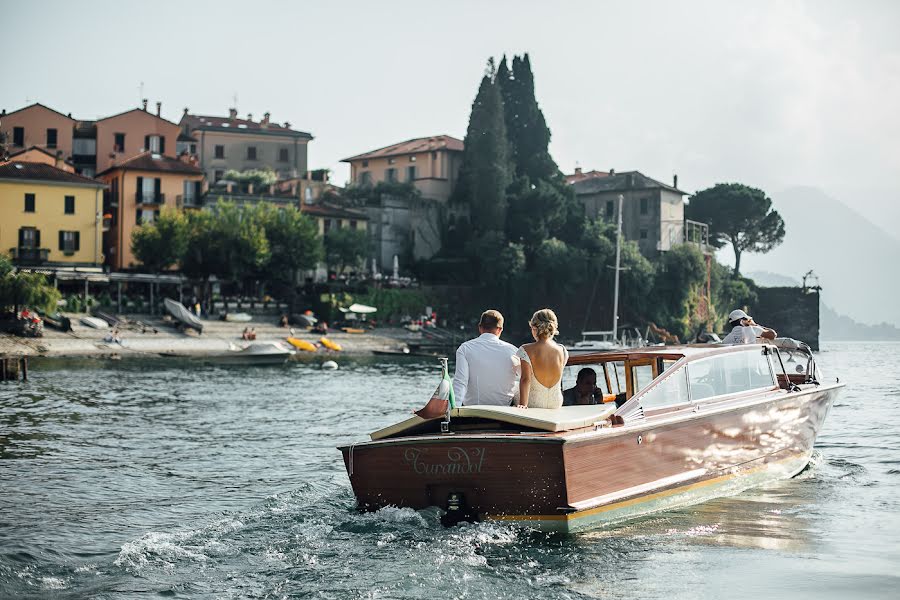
0, 355, 28, 381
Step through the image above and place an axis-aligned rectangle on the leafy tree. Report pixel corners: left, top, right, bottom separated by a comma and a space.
324, 227, 369, 275
181, 202, 270, 301
686, 183, 785, 275
533, 238, 585, 294
651, 244, 708, 339
0, 253, 61, 314
452, 60, 511, 235
131, 209, 188, 272
223, 168, 278, 188
257, 205, 323, 298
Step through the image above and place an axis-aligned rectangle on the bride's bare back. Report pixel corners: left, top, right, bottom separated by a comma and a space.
522, 340, 566, 388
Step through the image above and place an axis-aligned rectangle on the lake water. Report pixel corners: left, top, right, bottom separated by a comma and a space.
1, 342, 898, 599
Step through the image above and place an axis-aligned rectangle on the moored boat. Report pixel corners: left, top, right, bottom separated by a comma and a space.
79, 316, 108, 329
163, 298, 203, 334
339, 341, 841, 532
206, 341, 295, 366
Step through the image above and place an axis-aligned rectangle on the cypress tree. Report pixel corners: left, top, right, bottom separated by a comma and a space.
506, 54, 558, 181
452, 60, 511, 235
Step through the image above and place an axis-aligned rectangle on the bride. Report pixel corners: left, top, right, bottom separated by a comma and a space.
516, 308, 568, 409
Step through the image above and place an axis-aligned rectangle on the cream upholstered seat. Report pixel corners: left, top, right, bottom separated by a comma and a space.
370, 404, 616, 441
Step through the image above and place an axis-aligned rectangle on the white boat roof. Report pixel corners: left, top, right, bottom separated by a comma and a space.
370, 404, 617, 441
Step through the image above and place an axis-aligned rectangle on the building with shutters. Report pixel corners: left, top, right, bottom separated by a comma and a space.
96, 152, 203, 270
179, 108, 312, 183
0, 161, 106, 267
0, 103, 76, 165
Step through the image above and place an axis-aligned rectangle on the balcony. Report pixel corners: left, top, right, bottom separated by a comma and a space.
136, 192, 165, 205
9, 247, 50, 264
177, 194, 201, 208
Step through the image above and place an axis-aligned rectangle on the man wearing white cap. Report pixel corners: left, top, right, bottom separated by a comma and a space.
721, 309, 777, 344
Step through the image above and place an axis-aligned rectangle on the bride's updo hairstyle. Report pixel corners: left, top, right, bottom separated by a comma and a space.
529, 308, 559, 339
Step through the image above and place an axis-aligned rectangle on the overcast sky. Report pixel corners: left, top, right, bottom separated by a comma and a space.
4, 0, 899, 231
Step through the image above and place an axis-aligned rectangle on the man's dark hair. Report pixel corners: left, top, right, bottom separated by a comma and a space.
729, 319, 743, 328
479, 309, 504, 331
576, 367, 596, 383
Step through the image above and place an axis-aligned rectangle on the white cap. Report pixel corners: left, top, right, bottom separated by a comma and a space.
729, 309, 751, 322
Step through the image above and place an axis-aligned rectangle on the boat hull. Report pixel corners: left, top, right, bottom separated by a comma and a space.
340, 384, 840, 532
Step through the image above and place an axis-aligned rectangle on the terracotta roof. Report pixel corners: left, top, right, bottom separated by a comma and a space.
96, 151, 203, 176
0, 161, 105, 186
301, 203, 368, 220
565, 169, 609, 184
96, 107, 179, 126
1, 102, 75, 121
342, 135, 464, 162
180, 113, 312, 139
7, 145, 74, 166
571, 171, 685, 195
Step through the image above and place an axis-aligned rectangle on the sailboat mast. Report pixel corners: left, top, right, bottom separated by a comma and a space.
612, 194, 623, 343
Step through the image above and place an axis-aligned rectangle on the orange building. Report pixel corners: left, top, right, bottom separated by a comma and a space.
97, 152, 203, 270
94, 104, 181, 174
1, 103, 76, 162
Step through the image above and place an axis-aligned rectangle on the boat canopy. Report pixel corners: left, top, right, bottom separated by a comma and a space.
370, 404, 617, 441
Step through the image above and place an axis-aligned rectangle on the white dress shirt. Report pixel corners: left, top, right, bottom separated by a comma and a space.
721, 325, 764, 344
452, 333, 520, 406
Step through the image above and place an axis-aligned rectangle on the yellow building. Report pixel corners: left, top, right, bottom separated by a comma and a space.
0, 161, 106, 267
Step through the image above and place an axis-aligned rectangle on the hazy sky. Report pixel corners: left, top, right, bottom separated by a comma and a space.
4, 0, 899, 231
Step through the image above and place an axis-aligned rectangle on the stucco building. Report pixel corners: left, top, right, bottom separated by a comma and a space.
341, 135, 464, 270
97, 152, 203, 270
568, 169, 688, 257
0, 161, 106, 268
1, 103, 76, 165
179, 109, 312, 183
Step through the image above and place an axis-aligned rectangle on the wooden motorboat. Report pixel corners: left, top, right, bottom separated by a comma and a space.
206, 341, 295, 366
339, 341, 841, 532
163, 298, 203, 334
38, 311, 72, 332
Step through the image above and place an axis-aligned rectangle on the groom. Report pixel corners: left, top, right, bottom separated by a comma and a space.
452, 309, 520, 406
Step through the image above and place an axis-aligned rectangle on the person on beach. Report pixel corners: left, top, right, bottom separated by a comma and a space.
516, 309, 568, 409
721, 309, 777, 344
452, 310, 519, 406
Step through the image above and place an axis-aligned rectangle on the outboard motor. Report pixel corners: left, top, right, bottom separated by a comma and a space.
440, 491, 476, 527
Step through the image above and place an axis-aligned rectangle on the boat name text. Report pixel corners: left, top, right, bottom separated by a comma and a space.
403, 447, 486, 476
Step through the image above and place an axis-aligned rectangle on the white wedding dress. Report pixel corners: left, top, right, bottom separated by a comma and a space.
516, 345, 568, 409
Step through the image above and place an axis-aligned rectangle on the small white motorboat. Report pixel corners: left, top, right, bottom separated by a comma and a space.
223, 312, 252, 323
79, 316, 108, 329
207, 342, 295, 366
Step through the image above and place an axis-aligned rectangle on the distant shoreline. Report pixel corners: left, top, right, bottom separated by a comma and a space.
0, 313, 415, 360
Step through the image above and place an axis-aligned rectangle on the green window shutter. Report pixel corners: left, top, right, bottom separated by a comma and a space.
59, 231, 65, 250
75, 231, 80, 251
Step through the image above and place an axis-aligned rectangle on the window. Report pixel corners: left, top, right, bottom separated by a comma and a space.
73, 138, 96, 155
640, 197, 648, 215
385, 168, 397, 182
640, 229, 648, 240
64, 195, 75, 214
24, 193, 35, 213
19, 227, 38, 248
214, 169, 224, 182
214, 145, 225, 159
190, 144, 197, 154
59, 231, 80, 253
46, 128, 58, 149
359, 171, 371, 185
350, 220, 358, 230
605, 200, 614, 218
114, 133, 125, 153
632, 363, 654, 394
13, 127, 24, 146
407, 166, 416, 181
146, 135, 161, 153
80, 168, 95, 178
279, 148, 289, 162
688, 350, 775, 401
324, 219, 333, 233
362, 160, 369, 167
639, 368, 690, 410
247, 146, 257, 160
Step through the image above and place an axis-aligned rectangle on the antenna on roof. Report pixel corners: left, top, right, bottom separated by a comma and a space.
232, 92, 238, 111
138, 81, 144, 105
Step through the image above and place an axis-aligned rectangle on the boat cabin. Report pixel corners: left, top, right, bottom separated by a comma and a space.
371, 340, 821, 441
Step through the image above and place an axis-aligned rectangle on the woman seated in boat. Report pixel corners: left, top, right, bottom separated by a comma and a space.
516, 309, 568, 409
